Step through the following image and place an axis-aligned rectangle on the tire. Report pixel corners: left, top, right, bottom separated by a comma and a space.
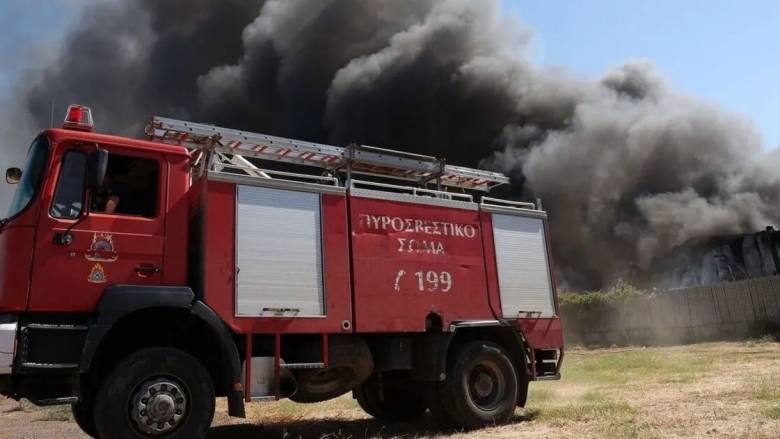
437, 340, 518, 429
71, 400, 97, 438
516, 366, 530, 408
354, 375, 427, 421
93, 347, 215, 439
291, 337, 373, 403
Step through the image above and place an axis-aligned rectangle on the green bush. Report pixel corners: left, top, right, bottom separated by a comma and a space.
558, 281, 649, 345
559, 280, 646, 310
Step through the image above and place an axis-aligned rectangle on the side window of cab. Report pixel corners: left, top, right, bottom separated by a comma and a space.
50, 151, 87, 219
90, 154, 159, 218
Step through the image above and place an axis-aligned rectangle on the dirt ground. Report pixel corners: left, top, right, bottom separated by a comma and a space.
2, 340, 779, 438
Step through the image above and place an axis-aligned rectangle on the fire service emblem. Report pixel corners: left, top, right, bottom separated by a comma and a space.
85, 232, 118, 262
87, 263, 107, 284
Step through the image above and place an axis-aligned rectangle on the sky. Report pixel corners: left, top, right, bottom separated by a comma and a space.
0, 0, 778, 145
0, 0, 780, 153
502, 0, 780, 148
0, 1, 83, 100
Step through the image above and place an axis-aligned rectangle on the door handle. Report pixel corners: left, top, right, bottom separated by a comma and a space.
262, 307, 301, 315
135, 263, 161, 277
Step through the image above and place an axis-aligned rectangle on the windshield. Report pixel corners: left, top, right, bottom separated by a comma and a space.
6, 136, 50, 220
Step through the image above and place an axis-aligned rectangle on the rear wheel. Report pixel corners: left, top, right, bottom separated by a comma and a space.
354, 374, 427, 421
93, 347, 215, 439
436, 341, 518, 429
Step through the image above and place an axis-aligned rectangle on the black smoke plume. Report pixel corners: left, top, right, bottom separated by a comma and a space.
9, 0, 780, 290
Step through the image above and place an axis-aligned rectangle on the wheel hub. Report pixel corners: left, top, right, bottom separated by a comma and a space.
473, 372, 495, 397
148, 394, 175, 420
468, 363, 504, 410
131, 378, 187, 436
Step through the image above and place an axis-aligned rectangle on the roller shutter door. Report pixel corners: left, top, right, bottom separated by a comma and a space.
235, 185, 325, 316
492, 214, 555, 318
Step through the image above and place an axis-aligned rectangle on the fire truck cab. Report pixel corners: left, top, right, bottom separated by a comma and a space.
0, 105, 563, 438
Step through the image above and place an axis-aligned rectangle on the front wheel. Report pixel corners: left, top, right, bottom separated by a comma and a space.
436, 340, 518, 429
71, 399, 97, 437
354, 374, 427, 421
93, 347, 215, 439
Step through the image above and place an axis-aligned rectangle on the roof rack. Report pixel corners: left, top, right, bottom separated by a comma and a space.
145, 116, 509, 192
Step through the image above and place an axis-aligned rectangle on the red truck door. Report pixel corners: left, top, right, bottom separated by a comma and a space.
28, 143, 167, 312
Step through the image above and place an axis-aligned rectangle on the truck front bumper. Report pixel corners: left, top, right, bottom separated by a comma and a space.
0, 317, 17, 375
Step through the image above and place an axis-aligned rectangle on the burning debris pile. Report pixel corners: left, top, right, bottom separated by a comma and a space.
5, 0, 780, 290
651, 226, 780, 289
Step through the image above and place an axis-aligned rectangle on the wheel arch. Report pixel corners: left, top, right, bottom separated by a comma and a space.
439, 321, 531, 406
79, 285, 245, 418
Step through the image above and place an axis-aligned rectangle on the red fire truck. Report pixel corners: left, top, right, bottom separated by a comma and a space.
0, 105, 563, 438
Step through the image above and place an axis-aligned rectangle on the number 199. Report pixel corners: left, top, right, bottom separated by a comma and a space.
414, 271, 452, 292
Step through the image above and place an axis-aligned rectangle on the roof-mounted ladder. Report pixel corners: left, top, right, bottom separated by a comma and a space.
145, 116, 509, 192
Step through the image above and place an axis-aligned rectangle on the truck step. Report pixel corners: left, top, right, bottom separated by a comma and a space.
37, 397, 79, 406
536, 373, 561, 381
281, 362, 325, 369
20, 362, 79, 369
25, 323, 88, 331
534, 348, 560, 376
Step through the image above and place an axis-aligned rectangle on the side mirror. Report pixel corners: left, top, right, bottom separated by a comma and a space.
5, 167, 21, 184
86, 148, 108, 189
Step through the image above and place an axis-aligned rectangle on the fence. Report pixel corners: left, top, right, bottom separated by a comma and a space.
560, 276, 780, 346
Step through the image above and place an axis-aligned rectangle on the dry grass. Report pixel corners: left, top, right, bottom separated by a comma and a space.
1, 340, 780, 438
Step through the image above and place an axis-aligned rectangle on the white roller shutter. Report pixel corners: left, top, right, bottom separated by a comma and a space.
236, 185, 324, 316
492, 214, 555, 318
